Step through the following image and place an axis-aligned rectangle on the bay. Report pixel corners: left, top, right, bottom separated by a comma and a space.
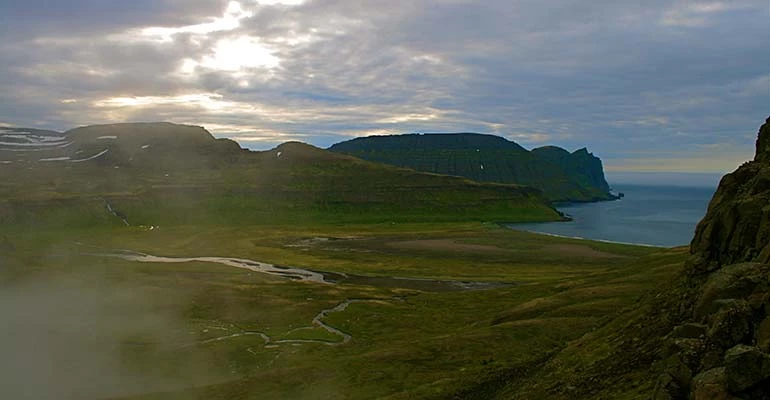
508, 184, 717, 247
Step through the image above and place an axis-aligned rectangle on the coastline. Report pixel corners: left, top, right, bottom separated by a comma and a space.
504, 227, 665, 248
507, 184, 716, 248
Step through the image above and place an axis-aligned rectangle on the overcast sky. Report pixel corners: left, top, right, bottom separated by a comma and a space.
0, 0, 767, 174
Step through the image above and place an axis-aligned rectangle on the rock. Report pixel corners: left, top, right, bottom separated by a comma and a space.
693, 263, 765, 320
698, 347, 726, 373
756, 116, 770, 163
724, 344, 770, 392
691, 367, 729, 400
757, 316, 770, 352
689, 117, 770, 272
707, 299, 754, 349
653, 354, 693, 399
663, 338, 707, 368
670, 323, 708, 339
748, 292, 770, 312
652, 373, 683, 400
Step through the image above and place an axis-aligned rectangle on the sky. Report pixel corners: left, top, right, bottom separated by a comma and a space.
0, 0, 767, 175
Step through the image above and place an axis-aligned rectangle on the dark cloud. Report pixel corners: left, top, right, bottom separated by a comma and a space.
0, 0, 767, 172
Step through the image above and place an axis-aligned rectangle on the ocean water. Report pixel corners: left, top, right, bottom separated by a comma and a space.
508, 184, 717, 247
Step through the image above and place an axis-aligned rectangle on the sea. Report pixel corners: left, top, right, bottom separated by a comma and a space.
508, 184, 718, 247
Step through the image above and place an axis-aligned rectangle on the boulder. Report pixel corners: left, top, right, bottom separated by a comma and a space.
707, 299, 754, 349
652, 373, 683, 400
663, 338, 707, 368
691, 367, 729, 400
723, 344, 770, 392
653, 355, 693, 399
693, 263, 765, 320
669, 323, 708, 339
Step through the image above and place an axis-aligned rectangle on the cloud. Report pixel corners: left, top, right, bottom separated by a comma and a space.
0, 0, 767, 171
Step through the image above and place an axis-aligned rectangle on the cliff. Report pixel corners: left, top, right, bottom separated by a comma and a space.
688, 116, 770, 273
328, 133, 615, 202
653, 116, 770, 399
531, 146, 612, 194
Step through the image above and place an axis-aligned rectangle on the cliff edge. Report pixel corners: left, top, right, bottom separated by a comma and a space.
689, 117, 770, 274
329, 133, 615, 202
654, 117, 770, 399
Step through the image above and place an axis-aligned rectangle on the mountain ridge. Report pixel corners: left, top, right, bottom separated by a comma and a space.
328, 132, 616, 202
0, 122, 562, 226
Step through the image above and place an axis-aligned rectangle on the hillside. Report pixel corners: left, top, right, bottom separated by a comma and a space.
0, 123, 562, 227
467, 117, 770, 399
328, 133, 615, 202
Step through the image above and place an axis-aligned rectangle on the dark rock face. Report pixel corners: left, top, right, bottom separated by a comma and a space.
328, 133, 615, 202
653, 355, 692, 400
723, 344, 770, 392
706, 299, 754, 349
689, 117, 770, 273
690, 367, 729, 400
757, 116, 770, 163
658, 117, 770, 399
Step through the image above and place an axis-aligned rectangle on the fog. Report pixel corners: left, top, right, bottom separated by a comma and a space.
0, 277, 208, 400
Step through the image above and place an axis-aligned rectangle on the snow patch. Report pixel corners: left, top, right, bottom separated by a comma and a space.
277, 151, 282, 158
0, 140, 69, 147
98, 136, 117, 140
39, 157, 71, 162
141, 144, 150, 149
480, 164, 484, 170
69, 149, 109, 163
0, 161, 12, 164
2, 134, 35, 140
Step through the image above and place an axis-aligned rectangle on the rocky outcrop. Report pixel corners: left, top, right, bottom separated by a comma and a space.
689, 117, 770, 273
656, 117, 770, 399
757, 117, 770, 163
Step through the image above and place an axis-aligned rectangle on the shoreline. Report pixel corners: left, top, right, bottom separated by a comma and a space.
504, 227, 667, 248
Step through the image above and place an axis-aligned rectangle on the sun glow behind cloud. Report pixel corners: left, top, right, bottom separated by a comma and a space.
134, 1, 253, 42
200, 36, 280, 72
94, 94, 240, 112
0, 0, 766, 172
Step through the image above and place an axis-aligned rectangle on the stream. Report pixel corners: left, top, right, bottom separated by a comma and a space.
97, 250, 511, 290
89, 249, 511, 351
104, 250, 329, 283
184, 298, 379, 347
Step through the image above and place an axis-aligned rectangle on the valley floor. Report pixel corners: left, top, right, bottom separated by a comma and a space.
1, 223, 686, 399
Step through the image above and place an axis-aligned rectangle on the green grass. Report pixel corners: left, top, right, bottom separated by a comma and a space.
1, 221, 684, 400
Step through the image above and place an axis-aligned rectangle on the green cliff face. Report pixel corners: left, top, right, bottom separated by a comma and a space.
328, 133, 615, 202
